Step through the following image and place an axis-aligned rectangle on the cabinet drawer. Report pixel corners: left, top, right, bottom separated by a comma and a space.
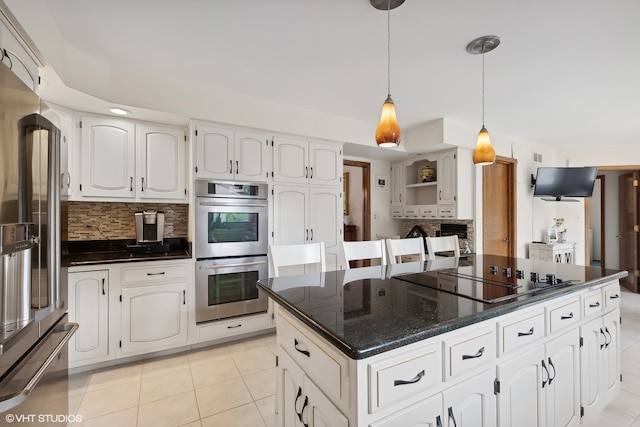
444, 327, 495, 379
403, 207, 419, 218
603, 283, 621, 310
368, 344, 441, 412
391, 207, 403, 218
277, 311, 349, 405
419, 206, 437, 218
498, 310, 545, 355
438, 205, 456, 218
195, 313, 269, 342
546, 296, 580, 335
122, 262, 187, 285
582, 289, 603, 318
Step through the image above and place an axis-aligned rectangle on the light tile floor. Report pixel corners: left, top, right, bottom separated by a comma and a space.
68, 288, 640, 427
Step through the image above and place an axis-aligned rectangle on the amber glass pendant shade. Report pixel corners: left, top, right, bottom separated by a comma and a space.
472, 126, 496, 165
375, 96, 401, 147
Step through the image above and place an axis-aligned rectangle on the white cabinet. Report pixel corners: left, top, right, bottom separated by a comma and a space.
390, 148, 472, 219
194, 124, 271, 182
370, 394, 442, 427
279, 348, 347, 427
272, 185, 341, 272
136, 123, 186, 200
442, 369, 496, 427
0, 19, 39, 91
544, 330, 581, 427
79, 116, 187, 201
580, 309, 620, 421
68, 270, 111, 366
119, 261, 189, 356
273, 137, 342, 186
528, 243, 576, 264
80, 117, 136, 198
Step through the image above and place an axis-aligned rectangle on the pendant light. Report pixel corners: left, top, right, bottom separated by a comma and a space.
467, 35, 500, 165
372, 0, 404, 147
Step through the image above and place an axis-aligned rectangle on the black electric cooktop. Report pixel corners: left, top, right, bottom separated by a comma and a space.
394, 254, 589, 304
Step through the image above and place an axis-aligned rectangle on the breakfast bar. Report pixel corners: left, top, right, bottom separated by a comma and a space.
257, 255, 627, 427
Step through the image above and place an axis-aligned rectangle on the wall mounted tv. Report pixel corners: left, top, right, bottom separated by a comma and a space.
533, 167, 598, 201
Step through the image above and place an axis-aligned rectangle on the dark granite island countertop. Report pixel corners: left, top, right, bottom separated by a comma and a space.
257, 254, 627, 359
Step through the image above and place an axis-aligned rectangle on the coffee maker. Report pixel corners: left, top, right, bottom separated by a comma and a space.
135, 210, 165, 244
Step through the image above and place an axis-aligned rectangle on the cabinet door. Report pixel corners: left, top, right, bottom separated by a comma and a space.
273, 185, 309, 247
391, 162, 404, 207
235, 131, 270, 182
496, 346, 545, 427
579, 317, 603, 416
279, 350, 305, 427
121, 283, 188, 355
371, 393, 442, 427
437, 150, 456, 206
80, 117, 135, 198
137, 124, 186, 200
68, 270, 109, 363
309, 142, 342, 186
545, 330, 580, 427
442, 369, 496, 427
309, 187, 341, 272
273, 137, 309, 184
601, 309, 620, 405
195, 125, 234, 179
304, 375, 348, 427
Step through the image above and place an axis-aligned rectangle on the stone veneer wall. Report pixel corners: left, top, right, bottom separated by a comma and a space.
401, 219, 475, 253
67, 202, 189, 241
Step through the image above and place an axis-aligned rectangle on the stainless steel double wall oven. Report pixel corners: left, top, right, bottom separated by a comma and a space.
195, 180, 269, 322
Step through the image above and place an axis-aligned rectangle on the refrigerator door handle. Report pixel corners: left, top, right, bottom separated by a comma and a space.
0, 322, 78, 413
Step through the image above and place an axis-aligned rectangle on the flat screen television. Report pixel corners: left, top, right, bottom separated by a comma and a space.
533, 167, 598, 201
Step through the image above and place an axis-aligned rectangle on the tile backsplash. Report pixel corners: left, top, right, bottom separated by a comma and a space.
68, 202, 189, 241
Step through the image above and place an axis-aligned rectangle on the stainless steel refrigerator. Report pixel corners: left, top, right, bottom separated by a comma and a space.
0, 64, 77, 424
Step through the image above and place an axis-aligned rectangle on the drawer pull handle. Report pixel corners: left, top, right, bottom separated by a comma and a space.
227, 324, 242, 329
518, 327, 534, 337
560, 312, 574, 320
589, 302, 601, 308
604, 326, 612, 348
462, 346, 485, 360
610, 294, 620, 299
447, 406, 458, 427
547, 357, 556, 385
146, 272, 166, 276
541, 359, 549, 388
294, 339, 310, 357
394, 370, 425, 386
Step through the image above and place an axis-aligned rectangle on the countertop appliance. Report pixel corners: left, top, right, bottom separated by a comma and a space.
0, 64, 77, 421
195, 180, 269, 322
129, 210, 169, 255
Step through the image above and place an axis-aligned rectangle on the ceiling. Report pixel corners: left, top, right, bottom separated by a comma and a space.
3, 0, 640, 158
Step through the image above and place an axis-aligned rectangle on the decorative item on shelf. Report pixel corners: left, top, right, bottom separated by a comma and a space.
420, 167, 436, 183
467, 35, 500, 165
372, 0, 404, 147
553, 217, 567, 242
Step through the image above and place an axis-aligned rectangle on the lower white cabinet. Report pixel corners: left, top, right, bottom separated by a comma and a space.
120, 282, 188, 355
544, 330, 581, 427
443, 369, 496, 427
68, 270, 111, 366
580, 309, 620, 421
279, 349, 348, 427
370, 393, 442, 427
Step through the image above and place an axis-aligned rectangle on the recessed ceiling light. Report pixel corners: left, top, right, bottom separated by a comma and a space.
108, 107, 131, 116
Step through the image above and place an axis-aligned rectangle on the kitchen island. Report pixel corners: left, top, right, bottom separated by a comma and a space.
257, 254, 627, 427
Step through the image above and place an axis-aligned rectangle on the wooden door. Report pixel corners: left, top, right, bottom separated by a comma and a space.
618, 172, 639, 292
482, 156, 516, 257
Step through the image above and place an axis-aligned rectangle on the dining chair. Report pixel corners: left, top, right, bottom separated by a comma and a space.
268, 242, 326, 277
425, 235, 460, 258
385, 237, 426, 264
341, 240, 387, 269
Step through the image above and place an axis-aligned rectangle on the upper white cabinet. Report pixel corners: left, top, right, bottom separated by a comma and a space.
0, 19, 39, 92
136, 123, 186, 200
194, 124, 270, 182
390, 147, 472, 220
80, 117, 136, 198
273, 137, 342, 186
78, 116, 187, 201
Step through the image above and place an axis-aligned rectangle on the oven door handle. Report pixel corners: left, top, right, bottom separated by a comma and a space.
0, 322, 78, 413
198, 202, 267, 208
199, 261, 267, 270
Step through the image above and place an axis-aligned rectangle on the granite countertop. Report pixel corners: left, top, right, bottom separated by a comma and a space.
65, 238, 192, 266
257, 255, 627, 360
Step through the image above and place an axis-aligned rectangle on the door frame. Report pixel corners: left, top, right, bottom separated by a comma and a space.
343, 160, 371, 242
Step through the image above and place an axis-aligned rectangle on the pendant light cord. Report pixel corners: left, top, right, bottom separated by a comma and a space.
387, 0, 391, 97
481, 41, 486, 127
